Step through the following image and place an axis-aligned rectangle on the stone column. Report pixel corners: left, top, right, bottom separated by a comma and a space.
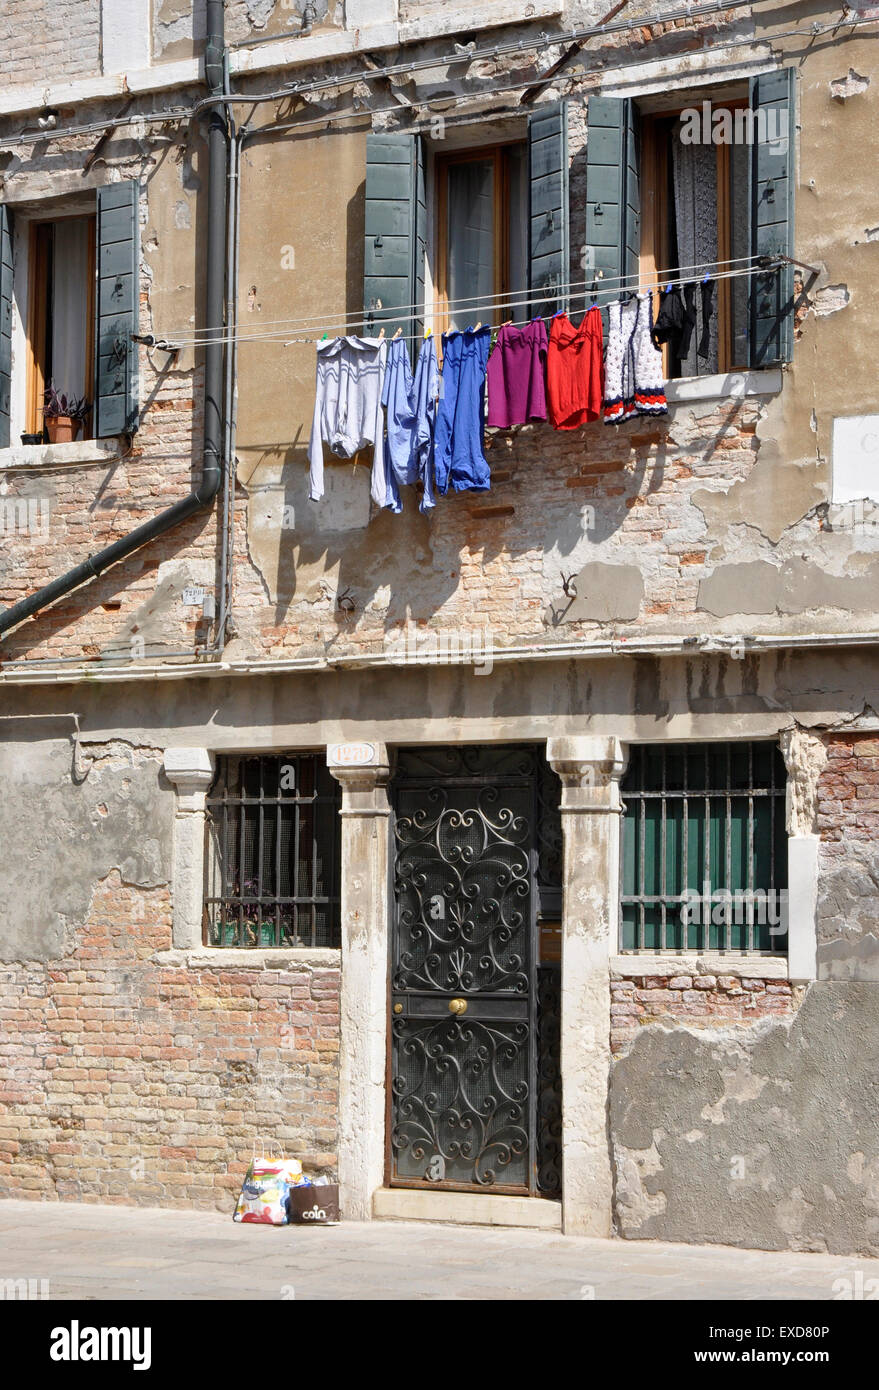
547, 736, 627, 1238
163, 747, 215, 950
328, 744, 392, 1221
780, 726, 825, 982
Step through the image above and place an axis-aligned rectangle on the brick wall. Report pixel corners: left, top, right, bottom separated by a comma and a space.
0, 0, 101, 87
0, 873, 340, 1208
611, 971, 799, 1054
818, 733, 879, 857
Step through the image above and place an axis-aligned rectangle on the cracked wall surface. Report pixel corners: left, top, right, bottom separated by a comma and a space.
611, 983, 879, 1255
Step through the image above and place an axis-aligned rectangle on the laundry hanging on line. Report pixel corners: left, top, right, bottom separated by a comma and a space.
651, 278, 716, 363
486, 318, 549, 429
434, 325, 493, 495
603, 293, 668, 425
546, 307, 604, 431
381, 334, 440, 514
308, 335, 388, 504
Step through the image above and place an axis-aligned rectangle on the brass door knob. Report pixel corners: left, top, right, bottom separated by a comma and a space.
448, 998, 467, 1015
393, 1003, 403, 1014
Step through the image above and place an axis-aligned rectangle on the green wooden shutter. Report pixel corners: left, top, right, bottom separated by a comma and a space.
0, 205, 13, 448
528, 100, 569, 314
585, 96, 640, 313
749, 67, 796, 367
363, 133, 425, 345
95, 180, 140, 436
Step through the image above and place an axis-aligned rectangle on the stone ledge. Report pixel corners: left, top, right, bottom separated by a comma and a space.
665, 368, 782, 404
0, 440, 122, 471
611, 953, 789, 980
153, 947, 341, 970
373, 1187, 562, 1230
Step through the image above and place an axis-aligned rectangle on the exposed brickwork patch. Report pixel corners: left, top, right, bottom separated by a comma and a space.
0, 873, 339, 1210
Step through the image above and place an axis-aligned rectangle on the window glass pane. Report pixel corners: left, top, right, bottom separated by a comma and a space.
447, 159, 494, 330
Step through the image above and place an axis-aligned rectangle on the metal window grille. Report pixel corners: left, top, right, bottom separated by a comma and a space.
204, 753, 341, 949
620, 742, 788, 954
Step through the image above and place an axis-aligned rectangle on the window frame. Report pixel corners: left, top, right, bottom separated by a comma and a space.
639, 98, 748, 381
25, 212, 97, 438
618, 740, 789, 958
203, 751, 342, 950
433, 140, 525, 336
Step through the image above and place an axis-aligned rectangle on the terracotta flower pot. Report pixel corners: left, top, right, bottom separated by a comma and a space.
45, 415, 78, 444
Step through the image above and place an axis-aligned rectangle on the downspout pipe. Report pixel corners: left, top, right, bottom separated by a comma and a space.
0, 1, 228, 642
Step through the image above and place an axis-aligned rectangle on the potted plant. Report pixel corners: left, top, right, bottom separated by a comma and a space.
42, 382, 90, 443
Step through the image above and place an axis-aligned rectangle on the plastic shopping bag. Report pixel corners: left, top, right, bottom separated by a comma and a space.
233, 1141, 304, 1225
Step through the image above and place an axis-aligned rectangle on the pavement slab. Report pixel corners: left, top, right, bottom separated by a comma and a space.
0, 1199, 877, 1300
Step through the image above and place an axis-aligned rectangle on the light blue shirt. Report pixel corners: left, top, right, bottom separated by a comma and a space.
381, 336, 439, 513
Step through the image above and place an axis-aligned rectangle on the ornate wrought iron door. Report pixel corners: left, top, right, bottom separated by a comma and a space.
389, 746, 543, 1194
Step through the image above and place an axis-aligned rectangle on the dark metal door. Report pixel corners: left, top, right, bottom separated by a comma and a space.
389, 746, 540, 1194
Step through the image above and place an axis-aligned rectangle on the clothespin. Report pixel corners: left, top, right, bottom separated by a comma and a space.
502, 318, 514, 327
321, 332, 328, 341
473, 321, 482, 332
393, 326, 403, 339
424, 327, 432, 338
378, 327, 386, 341
664, 283, 672, 294
702, 272, 711, 283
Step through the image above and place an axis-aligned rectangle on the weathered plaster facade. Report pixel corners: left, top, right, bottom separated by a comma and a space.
0, 1, 877, 1251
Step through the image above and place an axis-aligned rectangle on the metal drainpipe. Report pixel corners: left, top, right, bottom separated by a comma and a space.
0, 0, 229, 644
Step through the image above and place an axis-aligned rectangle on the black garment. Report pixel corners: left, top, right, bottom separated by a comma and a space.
651, 284, 697, 359
698, 278, 716, 360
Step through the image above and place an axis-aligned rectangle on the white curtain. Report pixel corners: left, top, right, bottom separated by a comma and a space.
672, 141, 718, 376
50, 218, 90, 402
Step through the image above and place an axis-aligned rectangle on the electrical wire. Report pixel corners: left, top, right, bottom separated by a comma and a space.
0, 6, 872, 153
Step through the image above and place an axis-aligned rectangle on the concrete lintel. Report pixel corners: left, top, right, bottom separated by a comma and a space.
373, 1187, 562, 1230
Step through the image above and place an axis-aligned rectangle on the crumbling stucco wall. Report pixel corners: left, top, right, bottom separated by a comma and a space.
611, 983, 879, 1255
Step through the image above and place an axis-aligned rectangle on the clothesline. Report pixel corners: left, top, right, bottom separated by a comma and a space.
155, 259, 783, 353
309, 277, 676, 521
283, 261, 784, 347
160, 254, 769, 346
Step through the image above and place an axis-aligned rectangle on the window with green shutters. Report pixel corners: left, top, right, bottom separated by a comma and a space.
0, 181, 140, 449
620, 742, 788, 954
584, 69, 797, 372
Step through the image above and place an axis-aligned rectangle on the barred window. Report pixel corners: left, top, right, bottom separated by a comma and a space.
620, 742, 788, 954
205, 754, 341, 949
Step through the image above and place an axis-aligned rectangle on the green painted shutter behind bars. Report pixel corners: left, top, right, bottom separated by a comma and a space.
585, 96, 639, 314
528, 100, 569, 314
0, 205, 13, 448
750, 67, 796, 367
363, 133, 425, 346
96, 181, 140, 436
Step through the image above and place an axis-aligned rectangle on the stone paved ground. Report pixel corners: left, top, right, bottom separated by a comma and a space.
1, 1199, 878, 1300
